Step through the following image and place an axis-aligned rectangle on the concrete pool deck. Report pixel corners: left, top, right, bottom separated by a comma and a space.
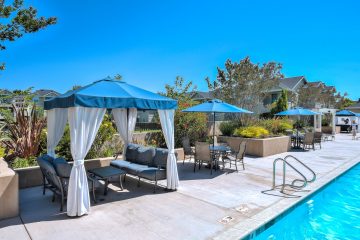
0, 134, 359, 240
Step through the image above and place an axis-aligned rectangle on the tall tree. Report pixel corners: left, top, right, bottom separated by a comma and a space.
271, 89, 288, 115
0, 0, 56, 70
206, 56, 283, 113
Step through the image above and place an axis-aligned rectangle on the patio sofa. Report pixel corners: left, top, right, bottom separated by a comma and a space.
110, 144, 173, 192
37, 155, 101, 211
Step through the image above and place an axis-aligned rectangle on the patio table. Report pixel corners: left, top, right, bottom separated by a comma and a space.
209, 145, 231, 169
88, 166, 126, 196
291, 134, 304, 149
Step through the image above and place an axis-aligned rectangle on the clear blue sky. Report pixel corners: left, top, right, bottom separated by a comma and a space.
1, 0, 360, 99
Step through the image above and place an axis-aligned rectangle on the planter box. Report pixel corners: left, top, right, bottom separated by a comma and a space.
0, 159, 19, 220
219, 135, 291, 157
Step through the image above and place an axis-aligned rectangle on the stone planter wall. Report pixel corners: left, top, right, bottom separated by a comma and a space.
0, 159, 19, 220
219, 135, 291, 157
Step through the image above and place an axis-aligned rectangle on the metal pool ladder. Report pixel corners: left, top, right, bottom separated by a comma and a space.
264, 155, 316, 197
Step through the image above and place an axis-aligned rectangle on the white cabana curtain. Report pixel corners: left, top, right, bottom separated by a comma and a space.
112, 108, 137, 158
158, 109, 179, 190
67, 107, 106, 216
46, 108, 68, 158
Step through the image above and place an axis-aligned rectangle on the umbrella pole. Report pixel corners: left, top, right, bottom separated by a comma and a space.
213, 112, 216, 149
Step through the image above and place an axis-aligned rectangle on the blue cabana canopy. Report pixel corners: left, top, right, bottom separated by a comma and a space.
182, 99, 253, 113
44, 78, 177, 110
275, 107, 320, 116
336, 109, 357, 116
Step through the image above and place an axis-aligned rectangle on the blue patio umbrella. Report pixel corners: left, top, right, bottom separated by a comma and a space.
182, 99, 253, 147
275, 107, 320, 148
275, 107, 320, 116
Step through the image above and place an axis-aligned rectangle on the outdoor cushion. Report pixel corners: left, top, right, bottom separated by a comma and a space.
41, 154, 55, 165
54, 161, 72, 178
152, 148, 169, 168
125, 144, 141, 162
137, 168, 166, 181
134, 146, 155, 165
111, 160, 147, 176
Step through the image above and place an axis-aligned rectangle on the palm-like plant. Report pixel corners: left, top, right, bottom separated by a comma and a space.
1, 105, 46, 160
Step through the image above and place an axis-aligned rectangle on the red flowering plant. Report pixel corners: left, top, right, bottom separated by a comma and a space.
161, 77, 208, 147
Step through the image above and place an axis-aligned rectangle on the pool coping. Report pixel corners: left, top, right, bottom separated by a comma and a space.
212, 156, 360, 240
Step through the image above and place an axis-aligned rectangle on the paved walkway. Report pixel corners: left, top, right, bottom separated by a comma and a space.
0, 134, 359, 240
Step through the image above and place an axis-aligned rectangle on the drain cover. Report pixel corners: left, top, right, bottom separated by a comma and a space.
219, 216, 234, 224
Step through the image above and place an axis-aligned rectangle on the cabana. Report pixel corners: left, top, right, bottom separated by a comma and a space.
44, 78, 178, 217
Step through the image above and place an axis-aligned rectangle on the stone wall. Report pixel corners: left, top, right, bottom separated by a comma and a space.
0, 159, 19, 220
219, 136, 291, 157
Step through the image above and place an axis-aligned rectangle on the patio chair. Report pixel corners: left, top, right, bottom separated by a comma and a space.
314, 132, 322, 149
300, 132, 315, 150
182, 137, 195, 165
37, 155, 100, 212
194, 142, 216, 175
223, 141, 246, 171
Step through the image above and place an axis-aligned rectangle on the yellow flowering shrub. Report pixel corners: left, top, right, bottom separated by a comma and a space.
234, 126, 269, 138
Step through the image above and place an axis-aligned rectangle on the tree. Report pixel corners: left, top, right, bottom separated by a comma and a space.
114, 74, 122, 80
0, 0, 56, 70
162, 76, 208, 147
336, 96, 354, 110
206, 56, 283, 125
271, 89, 288, 115
206, 57, 283, 112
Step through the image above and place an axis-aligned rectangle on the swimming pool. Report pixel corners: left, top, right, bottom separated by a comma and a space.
250, 163, 360, 240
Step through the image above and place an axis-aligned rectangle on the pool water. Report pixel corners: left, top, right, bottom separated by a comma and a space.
253, 164, 360, 240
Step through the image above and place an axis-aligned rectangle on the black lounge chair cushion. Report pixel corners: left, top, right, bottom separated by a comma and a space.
134, 146, 155, 165
41, 154, 55, 165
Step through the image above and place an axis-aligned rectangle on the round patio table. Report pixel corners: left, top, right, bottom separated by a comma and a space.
209, 145, 231, 169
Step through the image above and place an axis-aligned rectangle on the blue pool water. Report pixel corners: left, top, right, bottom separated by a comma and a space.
253, 164, 360, 240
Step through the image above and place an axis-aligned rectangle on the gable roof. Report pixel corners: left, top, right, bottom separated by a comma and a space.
347, 100, 360, 109
0, 89, 12, 95
33, 89, 60, 97
190, 91, 214, 100
279, 76, 306, 91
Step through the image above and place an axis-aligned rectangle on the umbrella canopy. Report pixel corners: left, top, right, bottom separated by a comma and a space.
336, 109, 357, 116
44, 77, 177, 110
275, 107, 320, 116
182, 99, 253, 113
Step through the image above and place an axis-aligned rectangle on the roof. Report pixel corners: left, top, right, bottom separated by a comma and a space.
0, 89, 11, 95
44, 78, 177, 110
33, 89, 60, 97
279, 76, 306, 91
268, 76, 307, 92
182, 99, 252, 113
336, 109, 357, 116
347, 101, 360, 109
190, 91, 214, 100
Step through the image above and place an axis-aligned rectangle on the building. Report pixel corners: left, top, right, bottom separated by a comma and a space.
347, 99, 360, 113
263, 76, 307, 112
32, 89, 60, 108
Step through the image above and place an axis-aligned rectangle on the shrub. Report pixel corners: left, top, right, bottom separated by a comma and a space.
219, 121, 238, 136
234, 126, 269, 138
0, 147, 6, 158
256, 118, 293, 135
1, 105, 46, 160
11, 157, 37, 169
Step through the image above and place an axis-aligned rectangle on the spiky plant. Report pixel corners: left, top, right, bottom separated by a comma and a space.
1, 105, 46, 160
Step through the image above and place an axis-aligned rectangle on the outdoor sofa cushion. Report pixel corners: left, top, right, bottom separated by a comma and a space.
134, 146, 155, 165
125, 144, 141, 162
53, 158, 72, 178
110, 160, 166, 181
152, 148, 169, 168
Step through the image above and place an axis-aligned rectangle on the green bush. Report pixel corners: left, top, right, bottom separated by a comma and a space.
234, 126, 269, 138
219, 121, 238, 136
0, 147, 5, 158
257, 118, 293, 135
56, 114, 119, 160
11, 157, 37, 169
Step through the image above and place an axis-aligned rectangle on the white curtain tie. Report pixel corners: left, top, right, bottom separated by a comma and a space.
169, 150, 176, 154
73, 159, 85, 167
